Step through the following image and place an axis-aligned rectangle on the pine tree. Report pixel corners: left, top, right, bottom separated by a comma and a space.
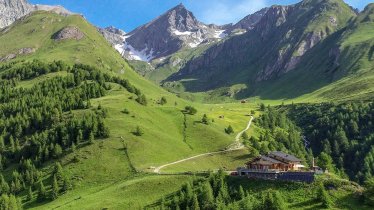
54, 162, 64, 181
88, 131, 95, 144
239, 186, 245, 200
53, 144, 63, 158
225, 125, 234, 134
318, 183, 333, 208
160, 97, 167, 105
37, 181, 47, 201
201, 182, 214, 209
191, 194, 200, 210
27, 186, 33, 201
51, 175, 59, 200
0, 136, 4, 152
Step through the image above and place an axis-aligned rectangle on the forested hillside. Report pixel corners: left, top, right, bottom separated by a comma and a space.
287, 102, 374, 183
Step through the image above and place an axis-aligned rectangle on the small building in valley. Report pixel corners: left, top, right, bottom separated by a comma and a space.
237, 151, 314, 183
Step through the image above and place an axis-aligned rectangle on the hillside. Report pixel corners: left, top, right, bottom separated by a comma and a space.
1, 1, 374, 210
0, 11, 256, 209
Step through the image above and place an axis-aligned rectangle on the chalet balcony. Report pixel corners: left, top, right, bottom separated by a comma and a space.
237, 167, 281, 173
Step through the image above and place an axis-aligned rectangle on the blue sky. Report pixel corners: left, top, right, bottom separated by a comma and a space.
29, 0, 371, 32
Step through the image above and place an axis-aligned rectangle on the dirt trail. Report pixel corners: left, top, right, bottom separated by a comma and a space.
154, 116, 254, 173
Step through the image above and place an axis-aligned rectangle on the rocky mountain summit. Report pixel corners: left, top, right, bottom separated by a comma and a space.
103, 4, 228, 62
0, 0, 33, 28
0, 0, 72, 29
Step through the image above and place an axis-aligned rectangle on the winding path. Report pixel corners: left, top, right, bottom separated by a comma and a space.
153, 116, 254, 173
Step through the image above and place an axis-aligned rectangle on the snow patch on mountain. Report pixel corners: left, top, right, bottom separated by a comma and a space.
114, 35, 155, 62
214, 30, 227, 39
172, 30, 193, 36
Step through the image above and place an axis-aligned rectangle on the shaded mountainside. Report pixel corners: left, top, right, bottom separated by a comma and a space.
166, 0, 357, 94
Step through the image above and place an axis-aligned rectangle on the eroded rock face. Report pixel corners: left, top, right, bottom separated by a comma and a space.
0, 47, 36, 62
0, 0, 73, 29
53, 26, 84, 41
0, 0, 33, 28
98, 26, 126, 47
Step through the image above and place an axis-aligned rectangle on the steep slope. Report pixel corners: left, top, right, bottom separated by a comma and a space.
166, 0, 356, 97
109, 4, 227, 62
256, 3, 374, 101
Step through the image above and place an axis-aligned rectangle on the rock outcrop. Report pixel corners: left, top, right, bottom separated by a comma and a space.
0, 47, 36, 62
53, 26, 84, 41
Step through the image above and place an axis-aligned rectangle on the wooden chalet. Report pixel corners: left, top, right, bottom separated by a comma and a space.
237, 151, 314, 183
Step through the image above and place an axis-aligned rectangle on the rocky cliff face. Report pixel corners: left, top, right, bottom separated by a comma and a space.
0, 0, 73, 29
110, 4, 228, 62
0, 0, 33, 28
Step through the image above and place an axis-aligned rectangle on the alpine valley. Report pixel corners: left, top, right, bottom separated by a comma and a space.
0, 0, 373, 210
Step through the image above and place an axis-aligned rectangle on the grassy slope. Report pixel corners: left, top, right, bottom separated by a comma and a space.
0, 11, 260, 209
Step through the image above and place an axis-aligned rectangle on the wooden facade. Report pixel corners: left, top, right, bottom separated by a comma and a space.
246, 151, 303, 172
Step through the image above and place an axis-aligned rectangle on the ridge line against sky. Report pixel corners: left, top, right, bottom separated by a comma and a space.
29, 0, 370, 32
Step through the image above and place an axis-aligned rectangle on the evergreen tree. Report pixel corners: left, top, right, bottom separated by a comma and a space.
160, 97, 167, 105
191, 194, 200, 210
51, 175, 59, 200
239, 186, 245, 200
88, 131, 95, 144
318, 183, 332, 208
201, 182, 214, 209
364, 178, 374, 206
317, 152, 335, 173
27, 186, 33, 201
37, 181, 47, 201
225, 125, 234, 134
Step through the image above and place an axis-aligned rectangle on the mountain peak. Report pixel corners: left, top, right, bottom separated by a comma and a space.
174, 3, 186, 10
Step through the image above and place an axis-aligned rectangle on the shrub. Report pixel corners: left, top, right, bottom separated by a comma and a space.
225, 125, 234, 134
133, 126, 144, 136
184, 106, 197, 115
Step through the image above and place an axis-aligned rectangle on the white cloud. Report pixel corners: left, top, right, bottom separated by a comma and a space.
197, 0, 267, 24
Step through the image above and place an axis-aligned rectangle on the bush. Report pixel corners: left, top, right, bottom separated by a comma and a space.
136, 94, 147, 106
184, 106, 197, 115
133, 126, 144, 136
225, 125, 234, 134
202, 114, 209, 125
160, 97, 167, 105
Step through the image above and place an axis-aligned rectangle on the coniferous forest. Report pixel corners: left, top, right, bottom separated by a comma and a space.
0, 60, 146, 208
